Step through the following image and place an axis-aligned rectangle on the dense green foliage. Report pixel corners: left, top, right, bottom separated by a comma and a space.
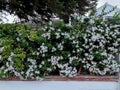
0, 13, 120, 80
0, 0, 97, 23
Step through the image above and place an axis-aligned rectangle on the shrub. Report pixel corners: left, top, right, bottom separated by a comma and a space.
0, 13, 119, 80
0, 24, 47, 80
71, 14, 120, 75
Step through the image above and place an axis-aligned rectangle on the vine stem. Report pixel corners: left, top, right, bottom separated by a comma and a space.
77, 65, 82, 75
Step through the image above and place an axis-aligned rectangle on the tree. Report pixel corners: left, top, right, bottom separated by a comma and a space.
0, 0, 97, 23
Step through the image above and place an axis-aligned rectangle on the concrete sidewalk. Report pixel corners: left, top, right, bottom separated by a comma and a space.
0, 81, 118, 90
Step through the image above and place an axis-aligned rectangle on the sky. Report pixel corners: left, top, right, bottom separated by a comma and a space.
97, 0, 120, 8
1, 0, 120, 23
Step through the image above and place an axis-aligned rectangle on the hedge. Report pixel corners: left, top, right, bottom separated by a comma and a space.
0, 14, 120, 80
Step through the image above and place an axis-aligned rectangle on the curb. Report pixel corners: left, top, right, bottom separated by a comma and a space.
44, 76, 118, 82
1, 75, 118, 81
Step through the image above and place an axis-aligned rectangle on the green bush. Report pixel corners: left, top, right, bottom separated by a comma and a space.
0, 13, 119, 80
0, 24, 47, 80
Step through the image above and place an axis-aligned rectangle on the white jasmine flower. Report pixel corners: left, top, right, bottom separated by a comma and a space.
41, 32, 51, 39
16, 37, 20, 41
40, 44, 48, 53
57, 43, 63, 50
51, 47, 56, 52
0, 47, 4, 52
55, 32, 60, 39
